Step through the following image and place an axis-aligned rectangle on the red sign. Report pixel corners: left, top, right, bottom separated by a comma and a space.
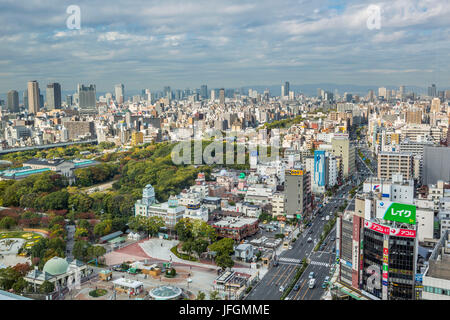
365, 221, 416, 238
390, 228, 416, 238
365, 221, 390, 235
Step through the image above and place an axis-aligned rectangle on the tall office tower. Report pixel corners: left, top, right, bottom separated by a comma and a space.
284, 167, 311, 219
377, 152, 414, 181
331, 134, 355, 179
399, 85, 405, 99
77, 84, 96, 111
66, 95, 73, 107
46, 83, 61, 110
344, 92, 353, 102
7, 90, 19, 113
163, 86, 171, 99
115, 84, 124, 104
210, 89, 216, 102
378, 87, 387, 100
284, 81, 290, 97
430, 98, 441, 113
281, 85, 285, 98
317, 88, 322, 98
144, 89, 152, 103
23, 90, 28, 110
27, 80, 40, 114
445, 90, 450, 100
200, 85, 208, 99
368, 90, 375, 102
428, 84, 437, 97
219, 88, 225, 105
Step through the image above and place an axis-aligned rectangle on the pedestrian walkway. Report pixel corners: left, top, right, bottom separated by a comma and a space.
278, 257, 302, 264
309, 261, 330, 267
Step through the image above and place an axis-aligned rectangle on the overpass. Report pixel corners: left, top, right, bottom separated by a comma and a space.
0, 139, 98, 155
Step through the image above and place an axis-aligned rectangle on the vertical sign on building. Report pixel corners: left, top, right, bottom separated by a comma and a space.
352, 215, 361, 288
382, 237, 389, 300
314, 150, 326, 187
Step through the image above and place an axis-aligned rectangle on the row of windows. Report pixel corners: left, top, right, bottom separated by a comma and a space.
424, 286, 450, 296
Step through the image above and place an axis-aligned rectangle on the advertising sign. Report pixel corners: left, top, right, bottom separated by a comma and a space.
365, 221, 416, 238
314, 150, 326, 187
290, 169, 304, 175
377, 201, 416, 224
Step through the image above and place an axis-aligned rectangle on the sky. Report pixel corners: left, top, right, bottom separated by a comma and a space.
1, 0, 449, 94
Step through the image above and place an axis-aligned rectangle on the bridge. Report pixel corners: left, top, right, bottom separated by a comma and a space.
0, 139, 98, 155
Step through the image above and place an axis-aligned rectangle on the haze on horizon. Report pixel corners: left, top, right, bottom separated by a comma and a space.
1, 0, 449, 93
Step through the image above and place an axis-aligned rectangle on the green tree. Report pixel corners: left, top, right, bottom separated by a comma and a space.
209, 290, 221, 300
215, 254, 234, 271
40, 280, 55, 294
0, 216, 16, 230
196, 291, 206, 300
192, 239, 209, 258
208, 238, 235, 257
12, 278, 28, 293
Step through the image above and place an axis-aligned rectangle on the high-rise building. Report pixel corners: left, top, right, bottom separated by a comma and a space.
66, 95, 73, 107
423, 146, 450, 185
200, 85, 208, 99
46, 83, 61, 110
115, 84, 124, 104
428, 84, 437, 97
377, 152, 414, 181
378, 87, 387, 100
27, 80, 40, 114
331, 134, 355, 179
163, 86, 171, 100
284, 81, 290, 97
77, 84, 96, 111
284, 167, 311, 219
7, 90, 19, 113
23, 90, 28, 110
430, 98, 441, 113
219, 88, 225, 105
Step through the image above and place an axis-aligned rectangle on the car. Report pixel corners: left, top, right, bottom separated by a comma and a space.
309, 230, 313, 234
279, 285, 285, 292
308, 278, 316, 289
321, 217, 325, 221
322, 277, 330, 288
288, 245, 293, 250
309, 271, 315, 279
307, 237, 312, 243
293, 283, 301, 291
331, 237, 335, 242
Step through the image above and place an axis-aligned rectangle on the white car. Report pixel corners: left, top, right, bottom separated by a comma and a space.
279, 285, 285, 292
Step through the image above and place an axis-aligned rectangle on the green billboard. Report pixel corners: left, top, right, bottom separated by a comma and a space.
383, 202, 416, 224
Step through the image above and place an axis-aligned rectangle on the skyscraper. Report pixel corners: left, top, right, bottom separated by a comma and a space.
23, 90, 28, 110
284, 81, 290, 97
77, 84, 96, 111
115, 84, 124, 104
7, 90, 19, 113
200, 85, 208, 99
46, 83, 62, 110
27, 80, 40, 114
219, 88, 225, 105
164, 86, 171, 100
428, 84, 437, 97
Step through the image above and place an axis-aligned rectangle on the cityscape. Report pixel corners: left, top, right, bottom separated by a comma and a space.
0, 0, 449, 306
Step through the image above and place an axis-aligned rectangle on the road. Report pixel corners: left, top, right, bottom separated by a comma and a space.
246, 196, 346, 300
246, 146, 373, 300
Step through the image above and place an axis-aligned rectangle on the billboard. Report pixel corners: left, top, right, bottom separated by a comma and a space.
314, 150, 326, 187
364, 221, 416, 238
377, 201, 416, 224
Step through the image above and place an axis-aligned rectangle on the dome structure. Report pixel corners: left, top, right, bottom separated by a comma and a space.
43, 257, 69, 276
149, 285, 182, 300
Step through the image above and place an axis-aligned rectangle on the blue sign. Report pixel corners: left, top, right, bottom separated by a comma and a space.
415, 274, 423, 283
314, 150, 326, 187
382, 280, 388, 286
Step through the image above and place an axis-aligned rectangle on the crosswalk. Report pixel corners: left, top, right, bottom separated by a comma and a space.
278, 257, 302, 264
309, 261, 330, 267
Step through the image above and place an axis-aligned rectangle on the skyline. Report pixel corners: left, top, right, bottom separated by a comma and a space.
1, 0, 450, 93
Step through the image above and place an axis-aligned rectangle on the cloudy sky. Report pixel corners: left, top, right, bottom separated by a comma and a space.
1, 0, 449, 94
